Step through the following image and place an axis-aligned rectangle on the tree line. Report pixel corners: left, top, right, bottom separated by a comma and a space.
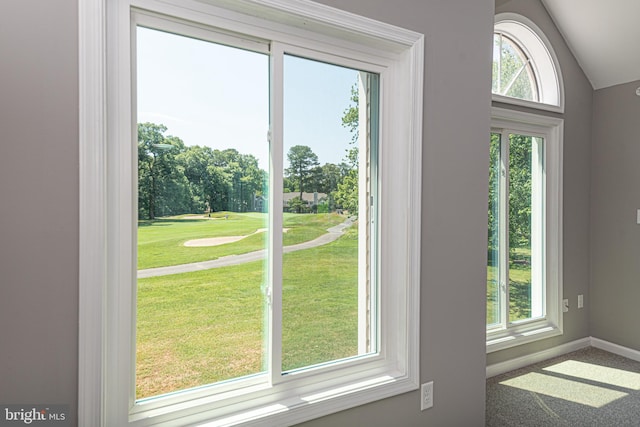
138, 124, 359, 220
138, 122, 265, 219
138, 82, 361, 220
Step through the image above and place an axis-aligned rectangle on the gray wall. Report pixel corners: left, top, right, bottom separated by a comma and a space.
0, 0, 504, 426
0, 0, 79, 425
590, 80, 640, 349
304, 1, 494, 425
487, 0, 593, 365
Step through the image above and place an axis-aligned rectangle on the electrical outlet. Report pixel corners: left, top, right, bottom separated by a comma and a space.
421, 381, 433, 411
563, 299, 569, 312
578, 294, 584, 309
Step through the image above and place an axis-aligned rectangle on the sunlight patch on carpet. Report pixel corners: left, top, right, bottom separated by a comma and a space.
543, 360, 640, 391
500, 372, 627, 408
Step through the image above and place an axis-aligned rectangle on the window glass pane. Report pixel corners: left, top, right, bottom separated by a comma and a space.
135, 26, 269, 399
487, 132, 501, 327
508, 133, 533, 322
505, 65, 537, 101
282, 55, 377, 371
492, 33, 538, 102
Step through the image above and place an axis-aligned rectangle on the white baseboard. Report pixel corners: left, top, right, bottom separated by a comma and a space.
591, 337, 640, 362
487, 336, 640, 378
486, 337, 591, 378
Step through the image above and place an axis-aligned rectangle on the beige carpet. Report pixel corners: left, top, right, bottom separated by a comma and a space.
486, 347, 640, 426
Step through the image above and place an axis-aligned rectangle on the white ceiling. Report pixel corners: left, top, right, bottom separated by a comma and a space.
541, 0, 640, 90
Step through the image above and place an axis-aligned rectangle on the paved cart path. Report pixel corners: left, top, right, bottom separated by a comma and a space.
137, 218, 353, 279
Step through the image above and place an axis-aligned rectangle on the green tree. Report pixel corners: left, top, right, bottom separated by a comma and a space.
333, 82, 360, 214
138, 122, 190, 219
205, 164, 230, 212
334, 170, 358, 214
341, 84, 359, 168
285, 145, 320, 204
138, 123, 267, 217
314, 163, 345, 211
287, 196, 308, 214
487, 132, 532, 253
211, 148, 265, 212
342, 84, 359, 143
283, 176, 295, 193
508, 134, 532, 251
317, 163, 342, 193
178, 145, 213, 213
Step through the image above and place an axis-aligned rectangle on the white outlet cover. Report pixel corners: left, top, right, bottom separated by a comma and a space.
421, 381, 433, 411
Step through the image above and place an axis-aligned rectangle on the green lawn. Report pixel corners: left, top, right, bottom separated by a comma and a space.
137, 212, 346, 269
282, 226, 359, 371
136, 215, 359, 399
486, 247, 532, 325
136, 263, 265, 398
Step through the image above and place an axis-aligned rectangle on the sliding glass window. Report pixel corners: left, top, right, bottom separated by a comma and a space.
487, 130, 544, 330
134, 20, 378, 400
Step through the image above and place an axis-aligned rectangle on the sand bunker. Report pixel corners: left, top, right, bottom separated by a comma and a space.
184, 236, 246, 247
184, 228, 289, 247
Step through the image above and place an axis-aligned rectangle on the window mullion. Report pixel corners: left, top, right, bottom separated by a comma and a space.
268, 42, 284, 384
501, 59, 530, 97
530, 136, 544, 318
499, 130, 510, 329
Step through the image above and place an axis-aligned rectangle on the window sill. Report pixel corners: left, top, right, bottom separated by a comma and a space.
129, 373, 416, 426
492, 93, 564, 114
487, 323, 562, 353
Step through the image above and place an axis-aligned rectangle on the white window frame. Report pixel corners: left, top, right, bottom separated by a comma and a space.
486, 107, 563, 353
493, 13, 565, 113
78, 0, 424, 426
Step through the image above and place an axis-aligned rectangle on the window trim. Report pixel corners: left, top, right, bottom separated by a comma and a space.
79, 0, 424, 425
486, 107, 563, 353
493, 13, 565, 113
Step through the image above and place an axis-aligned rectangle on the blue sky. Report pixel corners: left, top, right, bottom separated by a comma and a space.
137, 26, 358, 170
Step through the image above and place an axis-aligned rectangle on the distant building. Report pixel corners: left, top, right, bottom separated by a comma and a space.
253, 195, 266, 212
283, 192, 327, 211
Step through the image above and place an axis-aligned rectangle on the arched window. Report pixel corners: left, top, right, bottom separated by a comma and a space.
487, 13, 565, 353
492, 13, 563, 112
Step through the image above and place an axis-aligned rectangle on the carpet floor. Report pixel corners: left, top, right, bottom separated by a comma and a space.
486, 347, 640, 426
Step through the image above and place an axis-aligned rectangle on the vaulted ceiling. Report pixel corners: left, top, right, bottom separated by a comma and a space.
541, 0, 640, 90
